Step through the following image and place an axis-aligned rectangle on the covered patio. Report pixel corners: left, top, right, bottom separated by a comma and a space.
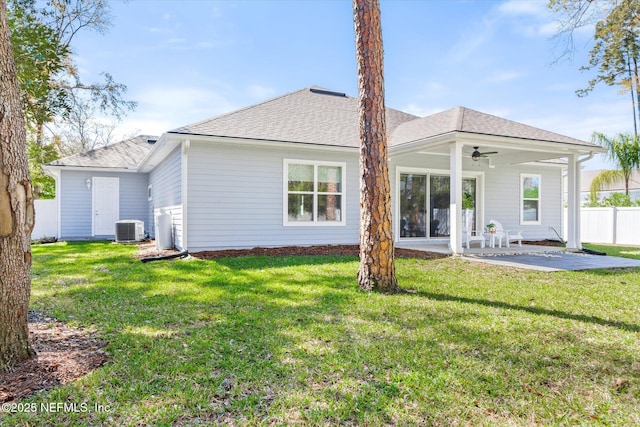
388, 107, 607, 255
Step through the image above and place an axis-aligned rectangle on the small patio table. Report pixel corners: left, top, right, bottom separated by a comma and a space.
484, 232, 502, 249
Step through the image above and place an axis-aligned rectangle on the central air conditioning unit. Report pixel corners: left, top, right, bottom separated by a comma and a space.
115, 220, 144, 243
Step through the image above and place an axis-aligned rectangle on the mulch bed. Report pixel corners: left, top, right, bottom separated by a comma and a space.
521, 239, 565, 247
191, 244, 447, 260
0, 311, 109, 405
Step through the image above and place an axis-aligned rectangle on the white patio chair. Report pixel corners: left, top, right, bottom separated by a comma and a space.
488, 219, 523, 248
462, 214, 485, 250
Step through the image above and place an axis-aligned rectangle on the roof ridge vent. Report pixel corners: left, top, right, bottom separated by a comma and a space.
309, 87, 346, 97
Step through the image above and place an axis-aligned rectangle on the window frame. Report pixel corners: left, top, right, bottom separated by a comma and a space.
283, 159, 346, 227
520, 173, 541, 225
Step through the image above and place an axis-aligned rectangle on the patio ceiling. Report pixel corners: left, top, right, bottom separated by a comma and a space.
389, 131, 605, 167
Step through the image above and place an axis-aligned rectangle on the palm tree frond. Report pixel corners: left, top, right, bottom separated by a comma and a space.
590, 169, 626, 200
590, 132, 640, 197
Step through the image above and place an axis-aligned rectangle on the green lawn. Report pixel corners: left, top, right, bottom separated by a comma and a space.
583, 243, 640, 260
3, 241, 640, 426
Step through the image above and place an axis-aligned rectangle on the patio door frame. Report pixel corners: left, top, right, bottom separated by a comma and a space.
395, 167, 484, 242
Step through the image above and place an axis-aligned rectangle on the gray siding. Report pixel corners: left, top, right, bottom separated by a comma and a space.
59, 170, 149, 239
186, 141, 360, 251
148, 146, 182, 240
390, 152, 563, 241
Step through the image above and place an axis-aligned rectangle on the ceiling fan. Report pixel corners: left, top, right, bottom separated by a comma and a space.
470, 146, 498, 161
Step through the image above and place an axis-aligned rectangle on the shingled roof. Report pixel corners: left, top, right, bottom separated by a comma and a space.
47, 135, 158, 169
390, 106, 591, 147
169, 87, 418, 147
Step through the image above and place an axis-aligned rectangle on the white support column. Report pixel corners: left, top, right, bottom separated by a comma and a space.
450, 142, 463, 254
566, 154, 578, 249
574, 159, 582, 249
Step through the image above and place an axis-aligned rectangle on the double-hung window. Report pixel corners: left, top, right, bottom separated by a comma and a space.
521, 173, 541, 224
284, 160, 345, 225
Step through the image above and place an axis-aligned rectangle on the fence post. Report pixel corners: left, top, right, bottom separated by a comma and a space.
612, 207, 617, 245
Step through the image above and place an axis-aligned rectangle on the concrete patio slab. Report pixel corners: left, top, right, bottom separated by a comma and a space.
463, 252, 640, 272
395, 242, 566, 256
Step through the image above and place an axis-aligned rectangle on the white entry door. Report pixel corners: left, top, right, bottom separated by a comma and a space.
93, 177, 119, 236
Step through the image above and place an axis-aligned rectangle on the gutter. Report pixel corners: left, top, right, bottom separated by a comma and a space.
577, 151, 596, 165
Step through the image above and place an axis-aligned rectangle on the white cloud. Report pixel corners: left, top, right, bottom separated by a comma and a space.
209, 6, 223, 18
246, 85, 277, 100
486, 71, 523, 83
423, 81, 446, 92
497, 0, 558, 38
447, 23, 493, 63
518, 99, 633, 143
538, 21, 560, 37
402, 103, 444, 117
117, 86, 238, 137
497, 1, 547, 17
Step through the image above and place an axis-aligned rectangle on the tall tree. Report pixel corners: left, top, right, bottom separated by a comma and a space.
353, 0, 400, 293
8, 0, 135, 197
590, 132, 640, 200
0, 0, 36, 372
549, 0, 640, 134
576, 0, 640, 135
55, 93, 120, 156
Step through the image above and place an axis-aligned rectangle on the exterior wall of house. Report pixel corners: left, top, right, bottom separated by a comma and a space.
185, 140, 360, 251
148, 146, 183, 248
484, 164, 563, 240
58, 169, 149, 239
389, 152, 563, 242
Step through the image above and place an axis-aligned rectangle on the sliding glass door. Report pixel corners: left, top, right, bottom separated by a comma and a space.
399, 174, 427, 238
430, 175, 450, 237
399, 172, 478, 240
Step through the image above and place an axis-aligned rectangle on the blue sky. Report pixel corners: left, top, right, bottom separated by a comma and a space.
71, 0, 635, 170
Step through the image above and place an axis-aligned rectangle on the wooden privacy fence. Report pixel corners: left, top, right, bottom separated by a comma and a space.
564, 207, 640, 245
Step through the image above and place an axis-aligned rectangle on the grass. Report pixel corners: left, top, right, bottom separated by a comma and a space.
2, 241, 640, 426
583, 243, 640, 260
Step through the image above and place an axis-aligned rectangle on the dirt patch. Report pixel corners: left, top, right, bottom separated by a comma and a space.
134, 240, 183, 259
0, 311, 108, 404
191, 244, 447, 261
522, 239, 565, 247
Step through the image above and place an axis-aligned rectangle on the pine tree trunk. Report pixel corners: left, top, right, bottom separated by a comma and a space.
353, 0, 400, 293
0, 0, 36, 372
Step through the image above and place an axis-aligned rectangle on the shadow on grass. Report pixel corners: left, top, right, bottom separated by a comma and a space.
21, 242, 640, 425
413, 290, 640, 332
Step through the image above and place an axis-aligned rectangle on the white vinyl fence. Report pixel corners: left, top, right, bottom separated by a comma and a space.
33, 199, 58, 239
564, 207, 640, 245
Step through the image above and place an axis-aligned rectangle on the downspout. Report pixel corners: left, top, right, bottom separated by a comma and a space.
181, 140, 190, 251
